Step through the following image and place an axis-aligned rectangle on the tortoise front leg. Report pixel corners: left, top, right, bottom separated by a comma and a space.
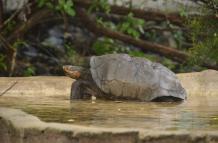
70, 80, 82, 99
70, 80, 93, 100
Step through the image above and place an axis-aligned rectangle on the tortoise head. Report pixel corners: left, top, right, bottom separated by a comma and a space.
63, 65, 86, 79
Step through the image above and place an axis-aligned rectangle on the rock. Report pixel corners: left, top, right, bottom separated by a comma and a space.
3, 0, 28, 12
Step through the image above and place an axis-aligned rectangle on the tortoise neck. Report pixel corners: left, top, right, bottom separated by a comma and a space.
79, 68, 93, 81
78, 57, 92, 80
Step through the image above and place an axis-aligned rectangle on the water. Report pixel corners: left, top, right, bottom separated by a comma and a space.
0, 95, 218, 131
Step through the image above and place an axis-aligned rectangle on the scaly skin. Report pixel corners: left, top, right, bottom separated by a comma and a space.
63, 65, 104, 100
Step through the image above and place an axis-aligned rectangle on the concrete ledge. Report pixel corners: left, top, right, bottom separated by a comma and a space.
0, 70, 218, 142
0, 76, 73, 97
0, 107, 139, 143
0, 70, 217, 97
1, 107, 218, 143
177, 70, 218, 96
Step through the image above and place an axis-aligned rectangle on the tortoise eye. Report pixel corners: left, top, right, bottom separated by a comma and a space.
72, 71, 81, 79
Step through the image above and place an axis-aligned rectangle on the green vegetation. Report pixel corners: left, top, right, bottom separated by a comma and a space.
24, 66, 36, 76
89, 0, 111, 13
37, 0, 76, 16
0, 0, 217, 76
0, 54, 6, 71
117, 13, 144, 39
93, 38, 130, 55
64, 43, 86, 66
183, 0, 218, 68
188, 16, 218, 66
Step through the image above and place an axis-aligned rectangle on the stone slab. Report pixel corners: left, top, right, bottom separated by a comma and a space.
0, 76, 73, 97
0, 70, 217, 97
177, 70, 218, 96
0, 107, 139, 143
1, 107, 218, 143
0, 70, 218, 142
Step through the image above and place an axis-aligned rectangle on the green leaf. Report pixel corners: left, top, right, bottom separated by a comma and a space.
24, 66, 36, 76
128, 50, 145, 57
37, 0, 46, 8
59, 0, 65, 6
0, 54, 6, 70
45, 2, 54, 9
58, 0, 75, 16
66, 0, 74, 6
131, 30, 140, 38
66, 8, 76, 16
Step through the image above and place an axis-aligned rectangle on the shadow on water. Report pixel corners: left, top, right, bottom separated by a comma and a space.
1, 94, 218, 131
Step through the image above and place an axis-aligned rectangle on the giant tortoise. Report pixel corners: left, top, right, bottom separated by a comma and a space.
63, 54, 187, 102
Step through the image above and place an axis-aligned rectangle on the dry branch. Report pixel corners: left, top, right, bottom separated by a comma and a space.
0, 33, 17, 76
8, 8, 52, 42
0, 81, 18, 96
2, 8, 52, 76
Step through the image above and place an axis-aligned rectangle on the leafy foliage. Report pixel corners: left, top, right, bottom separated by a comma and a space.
173, 30, 185, 49
96, 17, 117, 30
92, 38, 177, 70
188, 14, 218, 66
92, 38, 128, 55
89, 0, 111, 13
56, 0, 76, 16
117, 13, 145, 39
37, 0, 76, 16
13, 39, 27, 49
64, 43, 77, 57
2, 20, 16, 35
128, 50, 176, 70
2, 0, 217, 77
37, 0, 53, 8
24, 66, 36, 76
0, 54, 7, 71
96, 12, 145, 39
64, 43, 85, 65
128, 50, 146, 57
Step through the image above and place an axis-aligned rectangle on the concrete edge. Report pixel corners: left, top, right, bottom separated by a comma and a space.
1, 107, 218, 143
0, 70, 218, 97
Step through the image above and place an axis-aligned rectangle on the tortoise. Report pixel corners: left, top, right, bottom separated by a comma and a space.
63, 54, 187, 102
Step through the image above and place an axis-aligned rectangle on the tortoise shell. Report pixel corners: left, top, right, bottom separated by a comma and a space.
90, 54, 187, 101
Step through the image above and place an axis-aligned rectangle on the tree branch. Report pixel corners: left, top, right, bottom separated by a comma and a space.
0, 81, 18, 96
75, 7, 188, 63
8, 8, 52, 42
2, 7, 53, 76
0, 0, 3, 29
74, 0, 184, 26
75, 7, 218, 70
0, 33, 17, 76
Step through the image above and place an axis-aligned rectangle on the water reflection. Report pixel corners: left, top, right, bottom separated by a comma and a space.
0, 95, 218, 131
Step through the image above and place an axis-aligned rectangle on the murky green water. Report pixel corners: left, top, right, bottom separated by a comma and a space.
0, 95, 218, 131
